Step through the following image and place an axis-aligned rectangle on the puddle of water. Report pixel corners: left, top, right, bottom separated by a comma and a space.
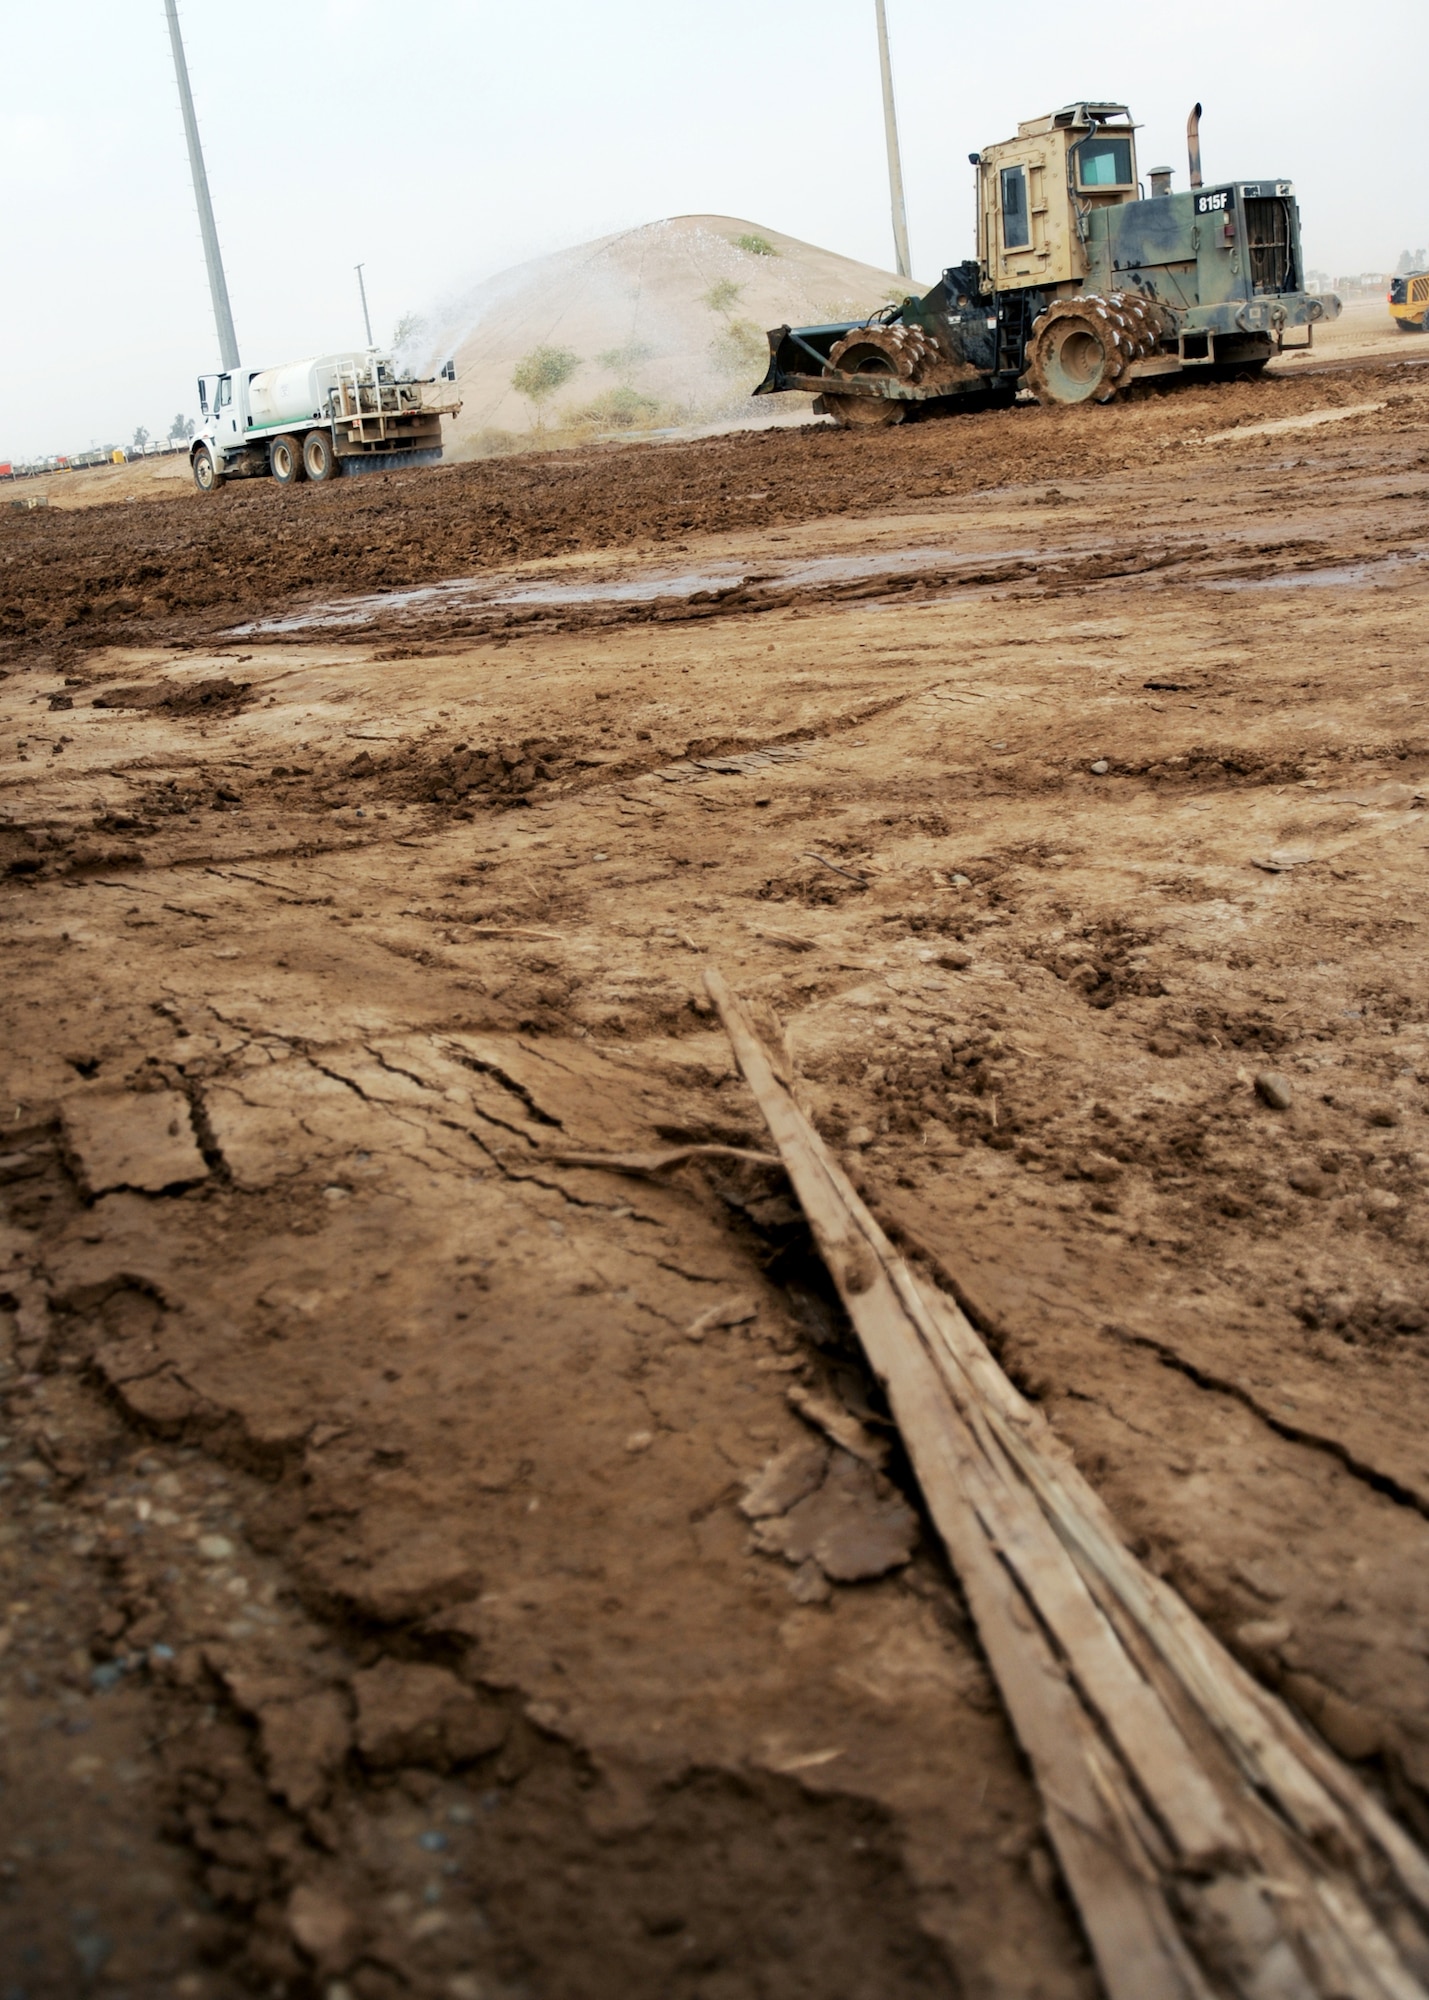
1206, 551, 1429, 593
228, 544, 1042, 636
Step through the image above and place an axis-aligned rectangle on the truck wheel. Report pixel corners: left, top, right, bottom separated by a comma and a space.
269, 435, 306, 485
1025, 303, 1127, 405
820, 324, 939, 429
191, 446, 222, 493
1025, 294, 1167, 407
302, 430, 338, 482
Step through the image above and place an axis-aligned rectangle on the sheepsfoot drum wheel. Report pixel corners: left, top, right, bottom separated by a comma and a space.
821, 323, 942, 429
1025, 293, 1169, 406
302, 430, 338, 482
269, 434, 306, 485
191, 446, 221, 494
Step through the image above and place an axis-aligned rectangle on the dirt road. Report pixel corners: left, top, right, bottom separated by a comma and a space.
4, 354, 1429, 1999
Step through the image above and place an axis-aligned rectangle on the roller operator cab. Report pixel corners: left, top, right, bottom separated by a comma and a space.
755, 100, 1340, 425
189, 351, 461, 493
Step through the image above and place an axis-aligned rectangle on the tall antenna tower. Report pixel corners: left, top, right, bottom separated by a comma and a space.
874, 0, 912, 281
164, 0, 240, 370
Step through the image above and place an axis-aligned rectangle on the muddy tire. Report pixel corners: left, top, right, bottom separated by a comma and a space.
269, 434, 306, 486
820, 323, 942, 429
191, 446, 221, 494
1025, 293, 1170, 407
302, 430, 339, 482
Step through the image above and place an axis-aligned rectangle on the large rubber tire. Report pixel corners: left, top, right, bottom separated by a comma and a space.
1025, 293, 1170, 407
191, 446, 221, 494
822, 350, 905, 428
820, 323, 942, 429
269, 434, 306, 486
303, 430, 338, 482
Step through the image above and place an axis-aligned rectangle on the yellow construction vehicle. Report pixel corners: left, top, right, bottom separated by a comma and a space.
1389, 272, 1429, 332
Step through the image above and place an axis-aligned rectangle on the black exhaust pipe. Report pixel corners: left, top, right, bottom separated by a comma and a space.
1187, 102, 1203, 189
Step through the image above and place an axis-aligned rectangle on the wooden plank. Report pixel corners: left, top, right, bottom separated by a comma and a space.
703, 966, 1429, 2000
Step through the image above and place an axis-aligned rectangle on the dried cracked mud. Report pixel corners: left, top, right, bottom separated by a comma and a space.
4, 355, 1429, 2000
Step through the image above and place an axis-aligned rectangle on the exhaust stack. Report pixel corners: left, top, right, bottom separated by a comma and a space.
1187, 102, 1203, 190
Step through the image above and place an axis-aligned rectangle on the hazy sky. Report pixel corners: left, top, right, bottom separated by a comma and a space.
3, 0, 1423, 460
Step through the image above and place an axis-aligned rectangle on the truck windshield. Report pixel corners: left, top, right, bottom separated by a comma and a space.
1078, 136, 1133, 188
1000, 166, 1030, 249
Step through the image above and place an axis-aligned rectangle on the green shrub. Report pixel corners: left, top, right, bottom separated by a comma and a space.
596, 341, 655, 379
511, 345, 581, 426
569, 386, 673, 431
701, 278, 744, 316
710, 318, 768, 377
734, 234, 777, 257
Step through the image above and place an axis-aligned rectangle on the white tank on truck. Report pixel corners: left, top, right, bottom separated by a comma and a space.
190, 350, 461, 493
246, 356, 361, 431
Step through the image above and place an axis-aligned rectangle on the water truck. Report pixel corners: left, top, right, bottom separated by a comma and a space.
163, 0, 459, 496
190, 352, 460, 492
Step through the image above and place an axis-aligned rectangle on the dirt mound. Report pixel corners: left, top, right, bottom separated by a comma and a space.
418, 214, 911, 450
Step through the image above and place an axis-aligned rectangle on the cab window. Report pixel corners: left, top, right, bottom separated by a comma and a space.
1078, 136, 1134, 189
216, 376, 232, 408
1000, 166, 1030, 249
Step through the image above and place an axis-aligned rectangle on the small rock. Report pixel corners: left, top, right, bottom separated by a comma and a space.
740, 1441, 829, 1521
936, 946, 972, 970
624, 1429, 654, 1454
786, 1559, 832, 1605
1366, 1104, 1401, 1128
1089, 759, 1110, 776
259, 1690, 351, 1811
1078, 1152, 1122, 1184
1365, 1188, 1402, 1215
1233, 1558, 1289, 1602
352, 1658, 506, 1771
1235, 1617, 1294, 1655
1147, 1034, 1181, 1058
1287, 1165, 1328, 1198
787, 1384, 888, 1468
686, 1294, 758, 1341
287, 1884, 361, 1974
1254, 1071, 1294, 1111
198, 1534, 235, 1561
753, 1450, 917, 1582
846, 1125, 876, 1150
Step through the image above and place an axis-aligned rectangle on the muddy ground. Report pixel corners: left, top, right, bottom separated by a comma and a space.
4, 353, 1429, 2000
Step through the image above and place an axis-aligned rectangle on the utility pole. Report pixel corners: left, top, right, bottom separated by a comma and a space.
874, 0, 912, 282
163, 0, 239, 371
356, 264, 374, 347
